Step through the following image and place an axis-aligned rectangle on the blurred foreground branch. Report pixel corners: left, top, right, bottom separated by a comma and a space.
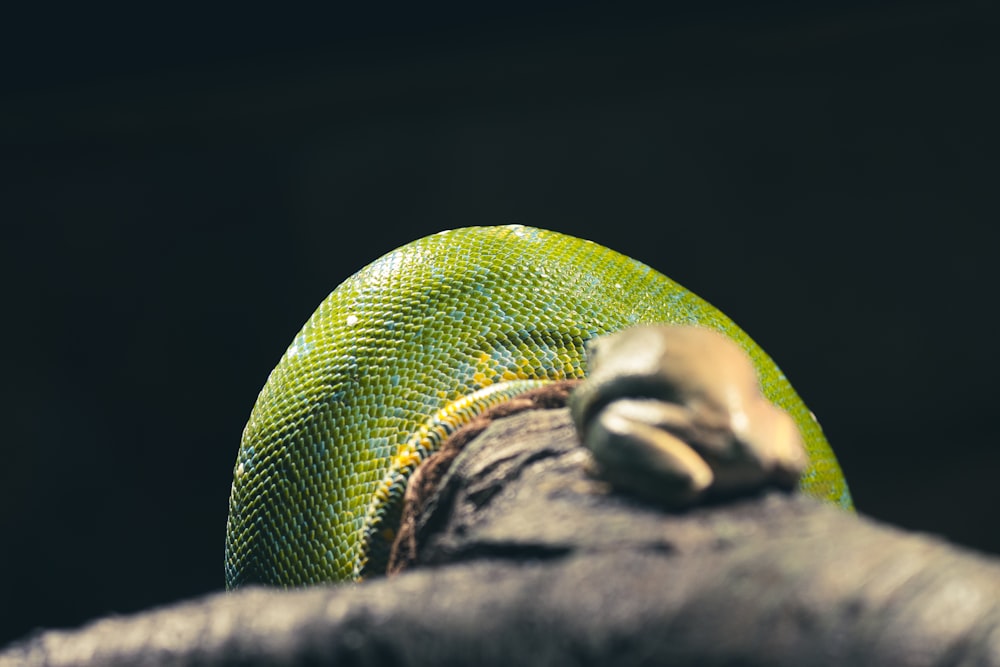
4, 407, 999, 666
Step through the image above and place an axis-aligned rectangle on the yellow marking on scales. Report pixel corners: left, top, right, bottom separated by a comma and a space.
356, 378, 551, 578
371, 380, 549, 508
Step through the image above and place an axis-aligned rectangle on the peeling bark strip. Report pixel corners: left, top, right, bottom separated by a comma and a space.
388, 379, 580, 575
4, 408, 1000, 667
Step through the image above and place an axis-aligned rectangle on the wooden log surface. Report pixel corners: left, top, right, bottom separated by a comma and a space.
3, 407, 999, 667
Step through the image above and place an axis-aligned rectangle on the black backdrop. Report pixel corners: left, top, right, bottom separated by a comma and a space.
2, 2, 998, 648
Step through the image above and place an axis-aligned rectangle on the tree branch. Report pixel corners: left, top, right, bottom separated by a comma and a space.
4, 407, 999, 666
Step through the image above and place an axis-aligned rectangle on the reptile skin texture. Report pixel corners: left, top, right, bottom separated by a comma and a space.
225, 225, 850, 588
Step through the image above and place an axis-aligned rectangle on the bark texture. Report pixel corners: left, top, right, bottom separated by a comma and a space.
3, 407, 999, 667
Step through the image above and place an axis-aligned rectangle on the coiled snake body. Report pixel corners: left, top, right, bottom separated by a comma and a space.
225, 225, 849, 588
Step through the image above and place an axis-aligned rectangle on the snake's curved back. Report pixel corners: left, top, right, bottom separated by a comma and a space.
225, 225, 849, 588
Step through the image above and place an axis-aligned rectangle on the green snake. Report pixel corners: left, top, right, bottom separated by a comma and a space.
225, 225, 850, 588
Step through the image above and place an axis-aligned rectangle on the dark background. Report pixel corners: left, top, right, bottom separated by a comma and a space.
2, 1, 997, 648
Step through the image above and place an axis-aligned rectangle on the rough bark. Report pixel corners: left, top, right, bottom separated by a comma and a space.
3, 407, 999, 667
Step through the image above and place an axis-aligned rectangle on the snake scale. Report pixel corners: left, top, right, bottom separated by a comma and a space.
225, 224, 850, 589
